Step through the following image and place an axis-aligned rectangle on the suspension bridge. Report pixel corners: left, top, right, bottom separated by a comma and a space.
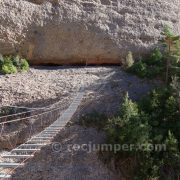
0, 90, 85, 179
0, 70, 112, 179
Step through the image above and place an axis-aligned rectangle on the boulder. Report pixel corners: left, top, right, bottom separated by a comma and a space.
0, 0, 179, 65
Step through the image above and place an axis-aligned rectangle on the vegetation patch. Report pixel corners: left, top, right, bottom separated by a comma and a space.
105, 87, 180, 179
0, 54, 29, 74
126, 26, 180, 81
81, 26, 180, 179
102, 26, 180, 179
80, 87, 180, 179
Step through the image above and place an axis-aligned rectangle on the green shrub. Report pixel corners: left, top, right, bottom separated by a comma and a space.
1, 63, 17, 74
160, 25, 180, 84
171, 55, 180, 65
124, 51, 134, 68
146, 66, 163, 79
4, 56, 13, 64
107, 113, 150, 151
138, 88, 180, 179
81, 88, 180, 178
12, 55, 21, 69
20, 59, 29, 71
139, 88, 179, 134
126, 26, 180, 81
127, 48, 165, 79
170, 66, 180, 76
128, 60, 147, 78
170, 76, 180, 113
163, 131, 180, 167
1, 56, 18, 74
118, 93, 138, 123
146, 48, 163, 66
0, 55, 29, 74
106, 94, 150, 157
104, 87, 180, 179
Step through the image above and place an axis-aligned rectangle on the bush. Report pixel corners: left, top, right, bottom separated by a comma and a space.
171, 55, 180, 65
20, 59, 29, 72
12, 55, 21, 69
128, 60, 147, 78
118, 93, 138, 123
104, 88, 180, 179
124, 51, 134, 68
4, 56, 13, 64
146, 66, 163, 79
0, 55, 29, 74
127, 48, 165, 79
79, 86, 180, 179
1, 63, 17, 74
126, 27, 180, 81
170, 76, 180, 113
148, 48, 163, 66
106, 94, 150, 151
170, 66, 180, 76
160, 25, 180, 84
164, 131, 180, 167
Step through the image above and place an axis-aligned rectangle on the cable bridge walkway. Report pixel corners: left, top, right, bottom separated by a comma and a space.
0, 90, 85, 179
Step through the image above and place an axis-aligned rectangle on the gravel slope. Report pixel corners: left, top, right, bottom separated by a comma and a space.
0, 66, 109, 107
0, 66, 159, 107
0, 66, 160, 180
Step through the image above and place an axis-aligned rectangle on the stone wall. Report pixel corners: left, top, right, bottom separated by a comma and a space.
0, 0, 179, 64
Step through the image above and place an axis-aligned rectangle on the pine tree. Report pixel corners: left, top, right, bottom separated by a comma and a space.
171, 76, 180, 110
160, 25, 180, 84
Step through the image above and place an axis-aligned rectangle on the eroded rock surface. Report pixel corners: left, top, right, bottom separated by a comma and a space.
0, 0, 179, 64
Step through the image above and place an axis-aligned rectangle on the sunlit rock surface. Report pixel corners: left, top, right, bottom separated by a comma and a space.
0, 0, 179, 64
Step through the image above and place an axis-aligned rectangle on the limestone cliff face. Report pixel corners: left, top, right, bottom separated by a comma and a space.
0, 0, 180, 64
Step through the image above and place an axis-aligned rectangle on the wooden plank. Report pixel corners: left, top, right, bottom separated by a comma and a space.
2, 155, 34, 159
32, 137, 52, 139
0, 174, 11, 178
20, 144, 45, 147
0, 163, 23, 168
12, 148, 41, 152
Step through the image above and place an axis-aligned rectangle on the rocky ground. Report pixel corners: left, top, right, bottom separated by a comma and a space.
0, 66, 104, 107
0, 66, 161, 179
0, 66, 159, 107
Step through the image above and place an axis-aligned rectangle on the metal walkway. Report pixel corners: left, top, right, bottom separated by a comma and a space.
0, 91, 84, 179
